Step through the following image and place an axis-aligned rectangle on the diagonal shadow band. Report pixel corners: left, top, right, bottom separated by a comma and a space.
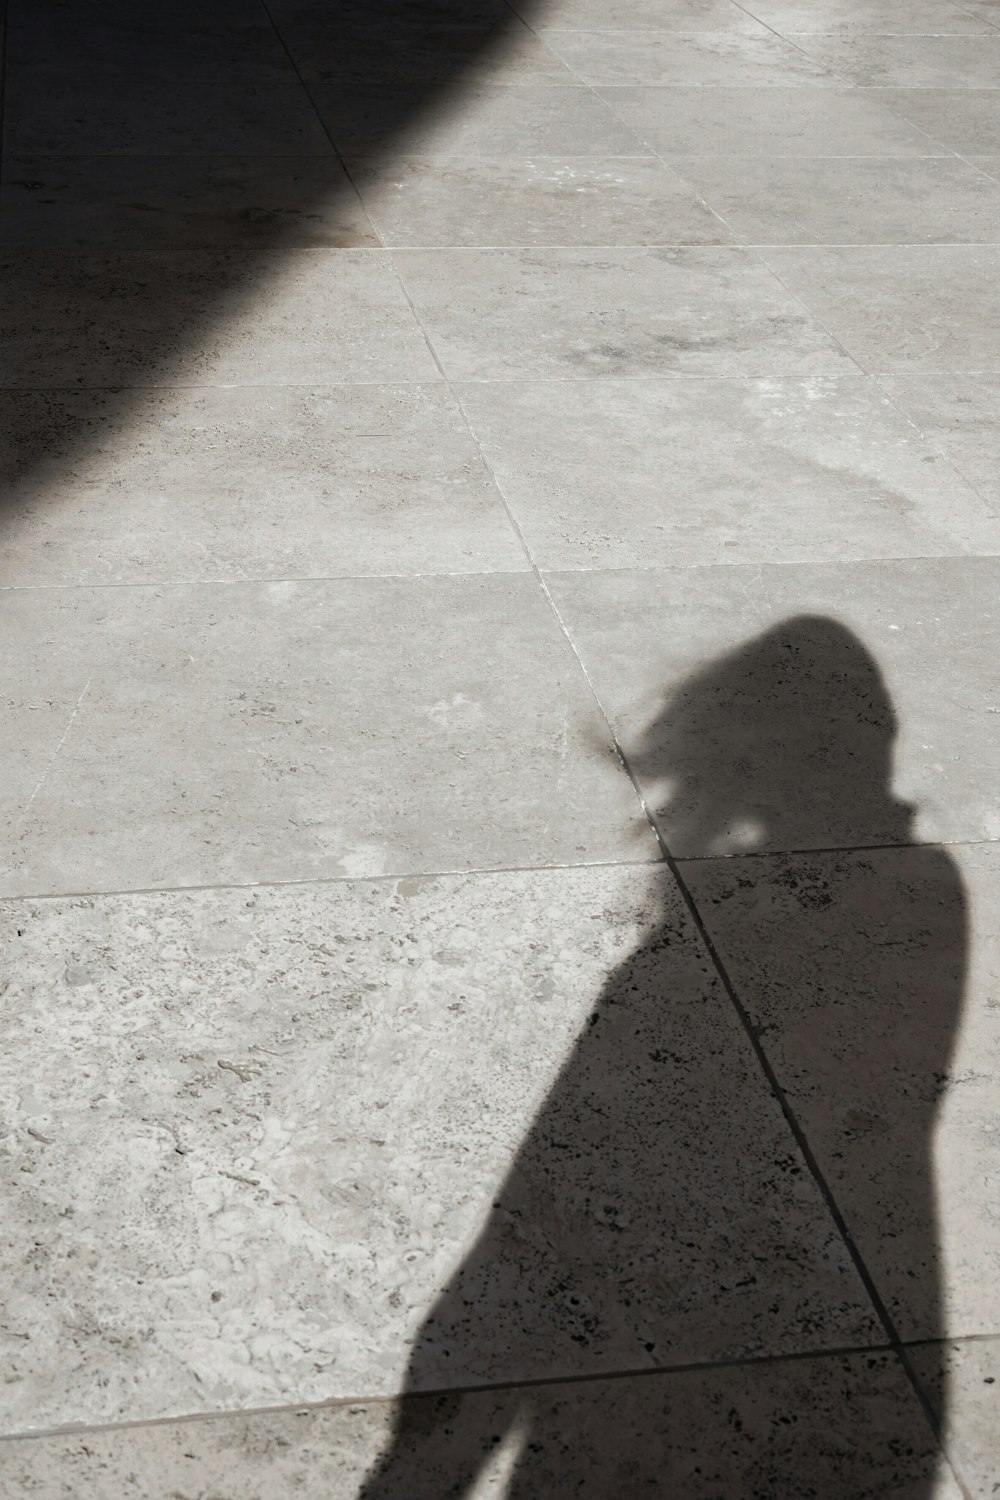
0, 0, 546, 516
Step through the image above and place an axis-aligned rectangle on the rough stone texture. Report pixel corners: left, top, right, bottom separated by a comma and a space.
0, 866, 882, 1432
683, 842, 1000, 1343
911, 1338, 1000, 1499
0, 1354, 963, 1498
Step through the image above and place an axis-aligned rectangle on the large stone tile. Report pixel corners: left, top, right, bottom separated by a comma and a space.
0, 575, 646, 896
0, 1354, 958, 1496
760, 246, 1000, 372
278, 8, 577, 86
544, 28, 842, 85
546, 558, 1000, 853
458, 375, 998, 570
786, 33, 1000, 87
529, 0, 765, 29
911, 1339, 1000, 1498
970, 154, 1000, 179
4, 64, 331, 156
352, 156, 732, 248
954, 0, 1000, 26
739, 0, 990, 30
0, 156, 377, 249
0, 249, 441, 389
869, 88, 1000, 155
674, 156, 1000, 245
309, 82, 647, 158
394, 248, 850, 379
683, 842, 1000, 1343
0, 868, 878, 1430
879, 374, 1000, 512
0, 385, 527, 588
596, 86, 953, 157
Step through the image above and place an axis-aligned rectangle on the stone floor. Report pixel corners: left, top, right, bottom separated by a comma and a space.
1, 0, 998, 1495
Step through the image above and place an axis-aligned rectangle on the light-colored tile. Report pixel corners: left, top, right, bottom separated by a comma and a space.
458, 375, 998, 569
0, 385, 527, 587
953, 0, 1000, 26
0, 156, 377, 249
0, 1354, 959, 1496
684, 842, 1000, 1342
786, 33, 1000, 87
546, 558, 1000, 853
674, 155, 1000, 244
529, 0, 767, 29
310, 82, 647, 158
393, 247, 850, 379
0, 250, 441, 388
911, 1338, 1000, 1498
353, 156, 732, 248
970, 154, 1000, 179
737, 0, 992, 30
879, 374, 1000, 511
869, 88, 1000, 155
760, 246, 1000, 371
598, 85, 953, 156
545, 28, 843, 85
0, 867, 876, 1429
0, 574, 647, 897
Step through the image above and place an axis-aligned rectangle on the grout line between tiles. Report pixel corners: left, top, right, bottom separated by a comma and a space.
1, 834, 996, 906
4, 1331, 995, 1447
0, 1338, 914, 1445
3, 550, 999, 595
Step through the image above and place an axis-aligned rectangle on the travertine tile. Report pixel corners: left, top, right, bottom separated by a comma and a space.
878, 374, 1000, 510
739, 0, 991, 30
785, 33, 1000, 87
546, 558, 1000, 853
309, 83, 647, 158
529, 0, 765, 28
869, 88, 1000, 155
3, 65, 332, 156
353, 156, 732, 248
0, 250, 441, 388
911, 1338, 1000, 1498
0, 575, 647, 896
760, 246, 1000, 371
280, 10, 577, 86
673, 155, 1000, 244
596, 86, 953, 156
0, 385, 527, 586
544, 28, 842, 85
458, 374, 998, 569
393, 247, 850, 379
0, 1354, 958, 1496
683, 842, 1000, 1341
0, 867, 875, 1429
0, 156, 377, 249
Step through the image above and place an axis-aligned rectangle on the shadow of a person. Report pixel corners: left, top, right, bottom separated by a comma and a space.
359, 615, 966, 1498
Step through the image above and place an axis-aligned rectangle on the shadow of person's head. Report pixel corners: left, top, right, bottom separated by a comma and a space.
628, 614, 915, 858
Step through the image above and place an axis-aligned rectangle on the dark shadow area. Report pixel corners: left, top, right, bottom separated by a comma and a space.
360, 617, 966, 1498
0, 0, 543, 516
